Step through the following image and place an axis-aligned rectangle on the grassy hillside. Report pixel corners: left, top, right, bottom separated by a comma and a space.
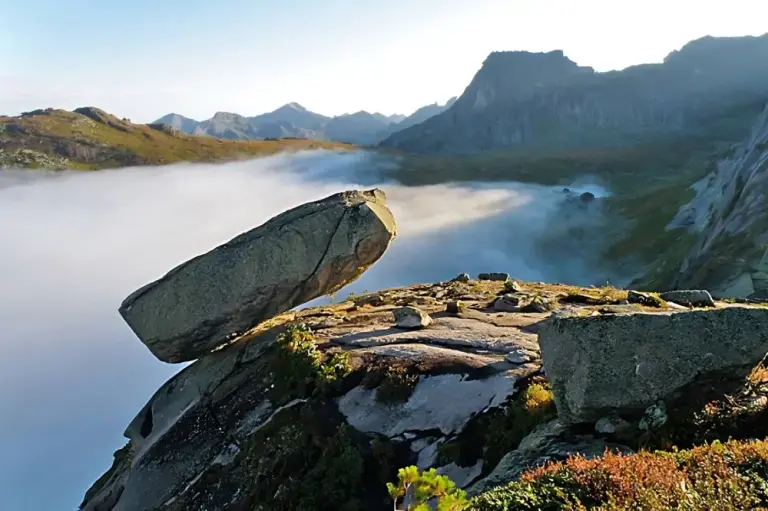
0, 107, 354, 170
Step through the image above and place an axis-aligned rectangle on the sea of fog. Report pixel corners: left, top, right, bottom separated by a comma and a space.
0, 150, 616, 510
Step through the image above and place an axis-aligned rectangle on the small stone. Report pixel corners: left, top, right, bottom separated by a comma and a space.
446, 300, 464, 314
504, 280, 523, 293
658, 290, 715, 308
595, 416, 632, 435
638, 401, 668, 431
393, 306, 432, 329
520, 296, 555, 313
627, 290, 663, 307
494, 294, 521, 312
458, 294, 491, 301
598, 304, 643, 315
452, 272, 471, 283
748, 396, 768, 410
505, 347, 538, 364
478, 272, 510, 281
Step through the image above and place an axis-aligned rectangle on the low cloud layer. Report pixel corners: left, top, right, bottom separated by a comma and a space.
0, 150, 618, 510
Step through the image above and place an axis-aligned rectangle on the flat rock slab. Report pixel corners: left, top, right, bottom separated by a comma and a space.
539, 306, 768, 424
119, 189, 397, 363
332, 316, 539, 354
352, 343, 505, 367
337, 369, 530, 437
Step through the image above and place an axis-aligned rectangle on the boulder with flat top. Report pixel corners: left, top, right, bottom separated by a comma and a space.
539, 306, 768, 424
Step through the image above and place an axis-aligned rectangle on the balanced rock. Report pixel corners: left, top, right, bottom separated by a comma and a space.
119, 189, 397, 363
539, 306, 768, 424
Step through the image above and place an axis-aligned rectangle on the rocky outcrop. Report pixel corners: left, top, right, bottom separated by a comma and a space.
0, 148, 71, 170
539, 305, 768, 424
82, 267, 768, 510
81, 277, 556, 511
670, 102, 768, 298
119, 189, 397, 363
380, 35, 768, 154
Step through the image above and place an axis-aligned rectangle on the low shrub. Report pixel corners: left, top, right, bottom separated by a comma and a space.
362, 361, 421, 403
387, 466, 471, 511
484, 381, 557, 467
472, 438, 768, 510
271, 324, 351, 401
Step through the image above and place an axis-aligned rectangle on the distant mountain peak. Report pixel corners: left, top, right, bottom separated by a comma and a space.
281, 102, 307, 112
211, 111, 245, 120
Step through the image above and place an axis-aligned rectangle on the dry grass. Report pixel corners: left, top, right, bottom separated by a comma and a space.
749, 364, 768, 386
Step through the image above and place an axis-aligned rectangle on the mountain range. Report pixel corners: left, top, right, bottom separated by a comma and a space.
154, 98, 457, 145
380, 34, 768, 154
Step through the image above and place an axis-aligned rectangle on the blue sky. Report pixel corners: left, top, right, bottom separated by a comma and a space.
3, 0, 767, 122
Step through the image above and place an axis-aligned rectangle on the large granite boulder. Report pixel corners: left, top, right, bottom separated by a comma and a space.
120, 189, 397, 363
538, 306, 768, 424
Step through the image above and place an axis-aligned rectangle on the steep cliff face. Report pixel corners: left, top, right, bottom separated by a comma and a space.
670, 103, 768, 298
380, 35, 768, 154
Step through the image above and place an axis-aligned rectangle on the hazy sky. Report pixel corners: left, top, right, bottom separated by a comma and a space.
2, 0, 767, 122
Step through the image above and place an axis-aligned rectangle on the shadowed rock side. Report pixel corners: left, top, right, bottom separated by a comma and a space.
119, 189, 397, 363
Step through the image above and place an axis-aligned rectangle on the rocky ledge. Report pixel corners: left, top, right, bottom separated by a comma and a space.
81, 190, 768, 511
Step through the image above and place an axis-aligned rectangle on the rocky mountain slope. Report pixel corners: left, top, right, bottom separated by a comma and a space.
154, 99, 457, 145
152, 113, 200, 134
81, 189, 768, 510
380, 34, 768, 154
0, 107, 352, 170
668, 102, 768, 298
